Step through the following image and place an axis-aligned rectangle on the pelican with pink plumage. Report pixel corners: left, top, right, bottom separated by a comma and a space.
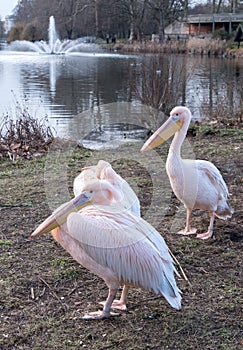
31, 160, 182, 320
140, 106, 233, 240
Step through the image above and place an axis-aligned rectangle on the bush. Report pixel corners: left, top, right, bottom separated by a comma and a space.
0, 98, 54, 160
213, 28, 232, 40
7, 21, 42, 43
20, 21, 42, 41
7, 23, 25, 42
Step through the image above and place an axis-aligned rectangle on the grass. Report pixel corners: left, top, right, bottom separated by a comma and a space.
0, 128, 242, 349
0, 239, 14, 247
0, 95, 242, 349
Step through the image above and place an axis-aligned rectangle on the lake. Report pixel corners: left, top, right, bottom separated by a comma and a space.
0, 48, 242, 148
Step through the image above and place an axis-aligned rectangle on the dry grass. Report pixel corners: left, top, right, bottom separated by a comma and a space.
186, 37, 228, 55
226, 47, 243, 58
113, 40, 187, 54
111, 38, 243, 57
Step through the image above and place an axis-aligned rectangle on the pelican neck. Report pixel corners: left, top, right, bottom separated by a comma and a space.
169, 118, 190, 156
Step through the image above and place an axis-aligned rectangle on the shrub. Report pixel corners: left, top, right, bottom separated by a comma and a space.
0, 98, 54, 160
7, 23, 25, 42
20, 21, 42, 41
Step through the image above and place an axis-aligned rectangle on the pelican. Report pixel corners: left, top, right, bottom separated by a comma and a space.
73, 160, 140, 217
140, 106, 233, 240
73, 160, 140, 310
31, 173, 181, 320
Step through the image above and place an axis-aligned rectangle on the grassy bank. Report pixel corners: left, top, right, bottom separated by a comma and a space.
0, 124, 242, 349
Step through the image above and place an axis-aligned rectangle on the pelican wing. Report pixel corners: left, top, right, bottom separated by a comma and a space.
66, 209, 181, 309
197, 160, 229, 198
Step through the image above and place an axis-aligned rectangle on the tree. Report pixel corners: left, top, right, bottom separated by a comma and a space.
55, 0, 92, 39
20, 21, 42, 41
158, 0, 166, 42
193, 0, 242, 14
148, 0, 187, 42
0, 20, 5, 38
12, 0, 235, 43
7, 23, 25, 42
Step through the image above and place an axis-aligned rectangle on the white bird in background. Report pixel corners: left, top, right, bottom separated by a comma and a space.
31, 166, 181, 320
73, 160, 140, 217
73, 160, 140, 310
140, 106, 233, 240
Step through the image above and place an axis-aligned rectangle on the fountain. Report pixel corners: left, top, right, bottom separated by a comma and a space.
6, 16, 102, 54
48, 16, 58, 54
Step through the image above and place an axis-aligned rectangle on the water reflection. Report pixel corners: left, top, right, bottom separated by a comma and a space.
0, 50, 242, 147
186, 57, 243, 117
82, 123, 151, 150
67, 102, 164, 148
0, 51, 139, 132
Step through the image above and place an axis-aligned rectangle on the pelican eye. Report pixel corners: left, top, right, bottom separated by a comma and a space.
172, 114, 179, 121
85, 190, 93, 196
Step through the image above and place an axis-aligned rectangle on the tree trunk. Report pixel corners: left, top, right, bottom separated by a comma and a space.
129, 0, 136, 41
158, 1, 165, 42
94, 0, 103, 37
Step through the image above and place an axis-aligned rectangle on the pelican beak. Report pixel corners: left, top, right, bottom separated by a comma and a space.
30, 193, 92, 238
140, 116, 182, 153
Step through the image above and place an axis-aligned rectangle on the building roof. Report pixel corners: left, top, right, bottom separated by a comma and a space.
187, 13, 243, 24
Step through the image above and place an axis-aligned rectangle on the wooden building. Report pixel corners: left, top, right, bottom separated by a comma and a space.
165, 13, 243, 39
188, 13, 243, 35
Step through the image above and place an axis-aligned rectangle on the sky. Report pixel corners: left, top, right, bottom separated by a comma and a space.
0, 0, 18, 19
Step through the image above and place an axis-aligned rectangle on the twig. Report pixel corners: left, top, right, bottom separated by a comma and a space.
173, 325, 186, 334
0, 203, 32, 209
39, 287, 46, 297
30, 287, 35, 299
68, 284, 83, 296
38, 276, 68, 310
168, 247, 192, 287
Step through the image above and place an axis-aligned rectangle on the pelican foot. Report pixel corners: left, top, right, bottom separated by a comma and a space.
99, 299, 127, 311
82, 310, 120, 320
196, 231, 213, 240
177, 228, 197, 235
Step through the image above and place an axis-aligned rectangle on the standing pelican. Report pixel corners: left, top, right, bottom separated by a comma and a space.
31, 176, 181, 320
73, 160, 140, 310
140, 106, 233, 240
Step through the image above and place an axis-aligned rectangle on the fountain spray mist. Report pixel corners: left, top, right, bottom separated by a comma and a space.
6, 16, 102, 54
48, 16, 58, 54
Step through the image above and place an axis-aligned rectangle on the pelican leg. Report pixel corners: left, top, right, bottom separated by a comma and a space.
197, 212, 215, 240
177, 208, 197, 235
99, 284, 129, 311
82, 288, 120, 320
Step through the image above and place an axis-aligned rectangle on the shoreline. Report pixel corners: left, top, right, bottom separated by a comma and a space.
104, 38, 243, 58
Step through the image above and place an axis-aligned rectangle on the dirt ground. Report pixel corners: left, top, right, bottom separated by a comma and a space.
0, 129, 242, 350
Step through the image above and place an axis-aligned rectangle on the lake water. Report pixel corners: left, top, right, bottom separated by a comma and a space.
0, 48, 242, 148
